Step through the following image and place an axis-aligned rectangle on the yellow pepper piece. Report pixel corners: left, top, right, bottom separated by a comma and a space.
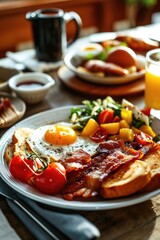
81, 118, 99, 136
119, 128, 134, 142
131, 126, 141, 133
120, 120, 130, 129
121, 108, 132, 124
101, 122, 120, 135
139, 125, 156, 138
108, 134, 121, 141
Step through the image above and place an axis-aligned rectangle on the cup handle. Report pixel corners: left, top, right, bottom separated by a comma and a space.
64, 11, 82, 47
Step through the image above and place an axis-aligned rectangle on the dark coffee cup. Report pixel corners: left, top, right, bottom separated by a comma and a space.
26, 8, 82, 62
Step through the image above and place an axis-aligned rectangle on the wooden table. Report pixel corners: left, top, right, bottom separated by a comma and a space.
1, 24, 160, 239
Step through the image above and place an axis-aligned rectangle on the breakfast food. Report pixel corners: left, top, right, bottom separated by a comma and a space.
140, 144, 160, 192
101, 143, 160, 198
106, 46, 136, 68
84, 60, 129, 76
4, 96, 160, 201
26, 123, 99, 161
0, 97, 20, 127
0, 97, 11, 113
102, 35, 159, 53
75, 34, 159, 78
101, 160, 151, 199
115, 34, 159, 53
78, 43, 103, 58
76, 43, 144, 77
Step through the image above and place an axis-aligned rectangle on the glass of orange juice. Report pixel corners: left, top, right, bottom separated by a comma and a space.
145, 48, 160, 109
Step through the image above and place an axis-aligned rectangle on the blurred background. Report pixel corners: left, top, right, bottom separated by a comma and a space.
0, 0, 160, 58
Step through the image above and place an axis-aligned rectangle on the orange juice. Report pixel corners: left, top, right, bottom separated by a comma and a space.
145, 49, 160, 110
145, 69, 160, 109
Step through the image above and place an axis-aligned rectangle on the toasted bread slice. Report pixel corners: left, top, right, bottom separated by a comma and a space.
4, 127, 54, 167
4, 128, 33, 164
4, 143, 14, 164
12, 127, 33, 144
140, 145, 160, 192
101, 160, 151, 199
12, 128, 33, 156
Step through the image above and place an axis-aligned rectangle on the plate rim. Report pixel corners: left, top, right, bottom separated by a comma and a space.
0, 105, 159, 211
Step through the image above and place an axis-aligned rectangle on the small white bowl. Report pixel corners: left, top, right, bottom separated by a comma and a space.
8, 72, 55, 104
78, 43, 103, 59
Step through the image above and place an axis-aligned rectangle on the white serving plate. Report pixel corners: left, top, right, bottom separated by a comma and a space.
0, 106, 160, 211
64, 51, 146, 85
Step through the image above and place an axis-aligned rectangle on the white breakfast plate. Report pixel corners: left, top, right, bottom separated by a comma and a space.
64, 51, 146, 85
0, 106, 160, 211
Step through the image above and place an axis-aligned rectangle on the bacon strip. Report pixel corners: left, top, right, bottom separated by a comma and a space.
60, 149, 91, 172
62, 140, 144, 200
0, 97, 11, 114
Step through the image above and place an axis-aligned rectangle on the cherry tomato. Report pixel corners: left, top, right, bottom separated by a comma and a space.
98, 108, 114, 124
90, 127, 107, 143
112, 115, 121, 122
135, 132, 152, 145
9, 156, 34, 183
34, 162, 66, 195
141, 107, 151, 116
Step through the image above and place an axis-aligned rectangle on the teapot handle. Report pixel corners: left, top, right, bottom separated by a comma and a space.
64, 12, 82, 47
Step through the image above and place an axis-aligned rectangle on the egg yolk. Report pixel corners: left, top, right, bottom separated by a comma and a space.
44, 125, 77, 145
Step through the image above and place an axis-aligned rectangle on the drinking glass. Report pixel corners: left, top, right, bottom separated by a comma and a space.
145, 48, 160, 110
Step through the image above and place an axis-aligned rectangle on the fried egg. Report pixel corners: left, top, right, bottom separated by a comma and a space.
26, 122, 99, 161
78, 43, 103, 59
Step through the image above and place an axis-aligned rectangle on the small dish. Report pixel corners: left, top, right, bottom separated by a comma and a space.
77, 43, 103, 59
64, 51, 146, 85
0, 92, 26, 128
8, 72, 55, 104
